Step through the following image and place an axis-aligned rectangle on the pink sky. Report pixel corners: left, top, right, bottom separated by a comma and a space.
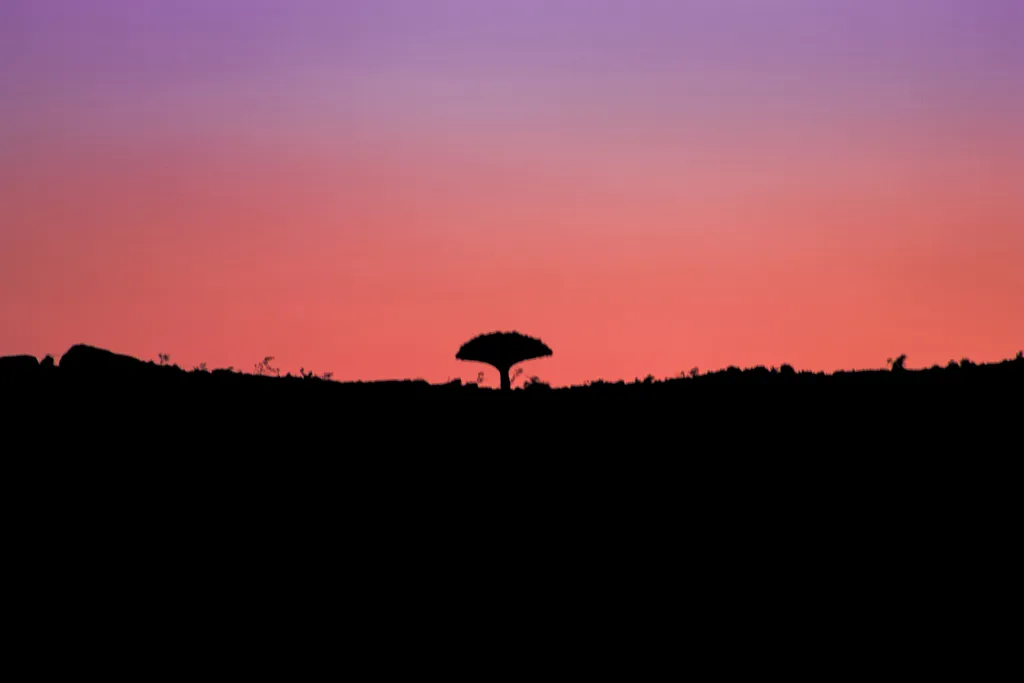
2, 1, 1022, 386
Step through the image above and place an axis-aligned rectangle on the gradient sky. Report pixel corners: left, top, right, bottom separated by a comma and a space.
2, 0, 1022, 385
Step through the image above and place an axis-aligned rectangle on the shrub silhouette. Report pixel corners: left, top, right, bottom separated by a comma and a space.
523, 375, 551, 391
888, 354, 907, 372
456, 331, 552, 391
255, 356, 279, 377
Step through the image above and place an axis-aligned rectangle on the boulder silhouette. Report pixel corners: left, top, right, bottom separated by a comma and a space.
456, 331, 552, 391
58, 345, 150, 377
0, 354, 39, 380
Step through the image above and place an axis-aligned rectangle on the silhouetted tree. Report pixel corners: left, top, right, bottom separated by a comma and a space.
158, 353, 170, 366
456, 331, 552, 391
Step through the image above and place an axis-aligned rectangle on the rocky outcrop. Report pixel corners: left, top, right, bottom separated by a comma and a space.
0, 354, 40, 379
58, 345, 150, 377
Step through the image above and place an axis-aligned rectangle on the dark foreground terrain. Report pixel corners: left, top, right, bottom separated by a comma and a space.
3, 344, 1019, 665
3, 343, 1021, 450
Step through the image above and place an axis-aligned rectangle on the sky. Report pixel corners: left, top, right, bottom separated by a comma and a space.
2, 0, 1022, 386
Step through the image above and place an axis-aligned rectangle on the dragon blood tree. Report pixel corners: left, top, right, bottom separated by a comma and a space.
456, 331, 553, 391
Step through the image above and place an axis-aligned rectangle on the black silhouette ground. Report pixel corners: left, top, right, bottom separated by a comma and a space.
4, 343, 1018, 656
3, 343, 1020, 453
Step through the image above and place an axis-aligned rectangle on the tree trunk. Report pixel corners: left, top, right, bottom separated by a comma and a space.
498, 365, 512, 391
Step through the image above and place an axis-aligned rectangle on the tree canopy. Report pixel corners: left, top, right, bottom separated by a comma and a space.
456, 331, 552, 390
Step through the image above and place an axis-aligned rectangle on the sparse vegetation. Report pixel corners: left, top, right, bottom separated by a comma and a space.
300, 366, 334, 381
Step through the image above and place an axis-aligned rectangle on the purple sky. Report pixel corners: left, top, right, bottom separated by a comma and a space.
4, 1, 1022, 92
5, 1, 1021, 169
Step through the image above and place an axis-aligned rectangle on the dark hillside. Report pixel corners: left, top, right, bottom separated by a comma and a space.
3, 345, 1018, 652
3, 344, 1020, 452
